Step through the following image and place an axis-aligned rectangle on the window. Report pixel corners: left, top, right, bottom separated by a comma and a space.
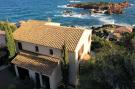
42, 75, 50, 89
49, 49, 53, 55
18, 42, 22, 50
35, 46, 39, 52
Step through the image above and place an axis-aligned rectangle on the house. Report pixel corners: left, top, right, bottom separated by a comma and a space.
11, 20, 92, 89
0, 30, 8, 66
108, 26, 133, 41
0, 30, 6, 48
114, 26, 132, 34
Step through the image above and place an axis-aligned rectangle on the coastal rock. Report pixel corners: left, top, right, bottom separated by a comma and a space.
67, 1, 130, 15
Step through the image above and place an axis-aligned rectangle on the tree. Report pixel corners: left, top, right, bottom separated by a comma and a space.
131, 36, 135, 50
0, 22, 16, 32
60, 42, 69, 89
91, 35, 113, 51
120, 32, 135, 52
94, 46, 135, 89
4, 22, 16, 60
79, 39, 135, 89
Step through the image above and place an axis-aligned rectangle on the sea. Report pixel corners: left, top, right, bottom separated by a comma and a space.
0, 0, 135, 28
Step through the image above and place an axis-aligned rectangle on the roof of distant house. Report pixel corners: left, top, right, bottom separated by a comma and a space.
0, 30, 5, 35
12, 52, 59, 76
114, 26, 133, 33
13, 20, 86, 52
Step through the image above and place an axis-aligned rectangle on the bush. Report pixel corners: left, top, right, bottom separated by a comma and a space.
79, 38, 135, 89
8, 84, 16, 89
91, 35, 113, 51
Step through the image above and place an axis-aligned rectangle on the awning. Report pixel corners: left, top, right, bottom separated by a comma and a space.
11, 52, 59, 76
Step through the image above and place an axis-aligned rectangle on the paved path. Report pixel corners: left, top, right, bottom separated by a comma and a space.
0, 65, 9, 71
0, 66, 34, 89
0, 67, 16, 89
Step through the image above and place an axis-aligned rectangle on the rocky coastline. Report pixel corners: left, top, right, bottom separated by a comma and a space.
67, 1, 130, 14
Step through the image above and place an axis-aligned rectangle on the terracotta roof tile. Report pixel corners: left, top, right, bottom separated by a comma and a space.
11, 52, 59, 76
13, 20, 84, 51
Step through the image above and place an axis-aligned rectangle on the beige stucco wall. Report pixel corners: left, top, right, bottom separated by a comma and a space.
16, 41, 62, 58
28, 65, 62, 89
15, 40, 77, 87
50, 62, 62, 89
15, 59, 62, 89
29, 69, 36, 83
68, 52, 76, 85
75, 29, 92, 60
0, 35, 6, 47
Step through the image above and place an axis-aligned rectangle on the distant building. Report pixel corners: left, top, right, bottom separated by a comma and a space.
11, 20, 92, 89
114, 26, 132, 34
108, 26, 133, 40
0, 30, 6, 48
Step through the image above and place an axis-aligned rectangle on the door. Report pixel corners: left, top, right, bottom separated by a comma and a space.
17, 67, 30, 80
42, 75, 50, 89
35, 73, 41, 89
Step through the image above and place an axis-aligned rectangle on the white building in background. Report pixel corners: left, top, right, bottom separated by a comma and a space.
11, 20, 92, 89
0, 30, 6, 48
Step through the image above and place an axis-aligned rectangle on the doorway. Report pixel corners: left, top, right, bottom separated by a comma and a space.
17, 67, 30, 80
42, 75, 50, 89
35, 73, 41, 89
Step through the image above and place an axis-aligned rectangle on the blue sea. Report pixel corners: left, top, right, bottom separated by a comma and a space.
0, 0, 135, 27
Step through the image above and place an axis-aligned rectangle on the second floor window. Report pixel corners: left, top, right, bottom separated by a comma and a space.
35, 46, 39, 52
18, 42, 22, 50
49, 49, 53, 55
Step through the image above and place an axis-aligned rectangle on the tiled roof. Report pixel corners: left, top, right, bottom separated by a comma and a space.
11, 52, 59, 76
13, 20, 85, 51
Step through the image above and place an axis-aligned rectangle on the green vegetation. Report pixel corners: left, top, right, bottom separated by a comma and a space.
0, 22, 16, 61
91, 34, 112, 51
59, 42, 69, 89
0, 22, 16, 32
92, 24, 115, 38
8, 84, 16, 89
5, 23, 16, 59
119, 32, 135, 52
79, 27, 135, 89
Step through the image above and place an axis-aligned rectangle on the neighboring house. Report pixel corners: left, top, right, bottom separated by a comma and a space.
114, 26, 132, 33
0, 30, 6, 48
108, 26, 133, 40
11, 20, 92, 89
0, 30, 8, 66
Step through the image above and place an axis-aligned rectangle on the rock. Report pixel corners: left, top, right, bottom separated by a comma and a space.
67, 1, 130, 15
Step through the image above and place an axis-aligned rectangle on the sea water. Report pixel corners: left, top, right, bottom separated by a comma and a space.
0, 0, 135, 28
